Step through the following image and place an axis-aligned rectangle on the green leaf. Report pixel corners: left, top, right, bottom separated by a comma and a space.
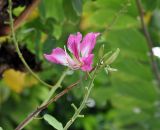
72, 0, 82, 16
63, 0, 79, 22
13, 6, 25, 16
9, 99, 39, 123
43, 36, 56, 54
106, 29, 148, 59
142, 0, 160, 10
43, 0, 64, 22
82, 0, 138, 30
44, 114, 63, 130
0, 118, 14, 130
0, 81, 10, 104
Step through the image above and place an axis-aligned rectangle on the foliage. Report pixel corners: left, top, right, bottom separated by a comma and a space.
0, 0, 160, 130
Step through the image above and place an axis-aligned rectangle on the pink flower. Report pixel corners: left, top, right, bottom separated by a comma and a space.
44, 32, 100, 71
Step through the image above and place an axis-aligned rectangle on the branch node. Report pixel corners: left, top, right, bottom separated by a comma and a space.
77, 115, 84, 118
71, 103, 78, 111
85, 87, 88, 91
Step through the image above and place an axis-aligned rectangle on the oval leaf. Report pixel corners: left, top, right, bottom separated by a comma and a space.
44, 114, 63, 130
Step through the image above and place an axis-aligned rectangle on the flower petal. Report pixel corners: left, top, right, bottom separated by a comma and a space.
44, 48, 68, 66
80, 32, 100, 57
81, 54, 94, 71
67, 32, 82, 59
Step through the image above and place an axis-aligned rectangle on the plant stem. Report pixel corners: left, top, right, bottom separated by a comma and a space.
15, 70, 68, 130
41, 70, 68, 106
136, 0, 160, 88
8, 0, 53, 88
64, 65, 99, 130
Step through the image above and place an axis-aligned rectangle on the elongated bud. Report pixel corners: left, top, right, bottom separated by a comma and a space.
98, 44, 105, 58
104, 66, 118, 75
104, 67, 108, 75
107, 67, 117, 72
102, 51, 112, 61
105, 48, 120, 65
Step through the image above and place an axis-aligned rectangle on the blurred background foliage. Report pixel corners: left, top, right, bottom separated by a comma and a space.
0, 0, 160, 130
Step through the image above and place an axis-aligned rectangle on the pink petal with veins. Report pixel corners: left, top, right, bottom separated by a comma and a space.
44, 48, 68, 66
81, 54, 94, 71
67, 32, 82, 60
80, 32, 100, 57
44, 32, 100, 72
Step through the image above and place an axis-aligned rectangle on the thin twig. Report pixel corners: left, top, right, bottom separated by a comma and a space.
15, 79, 80, 130
136, 0, 160, 88
8, 0, 54, 88
43, 80, 80, 107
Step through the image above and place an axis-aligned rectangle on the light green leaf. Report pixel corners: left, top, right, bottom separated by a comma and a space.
0, 127, 3, 130
44, 114, 63, 130
43, 0, 64, 22
63, 0, 79, 22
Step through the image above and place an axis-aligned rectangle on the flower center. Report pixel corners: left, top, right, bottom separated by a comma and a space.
73, 56, 83, 67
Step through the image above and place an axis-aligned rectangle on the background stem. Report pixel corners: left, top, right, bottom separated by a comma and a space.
135, 0, 160, 88
8, 0, 54, 88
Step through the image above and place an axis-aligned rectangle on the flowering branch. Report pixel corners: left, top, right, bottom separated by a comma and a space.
8, 0, 54, 88
7, 0, 121, 130
63, 47, 120, 130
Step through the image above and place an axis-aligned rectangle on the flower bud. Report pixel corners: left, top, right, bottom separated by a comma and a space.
102, 51, 112, 61
104, 66, 118, 75
104, 48, 120, 65
98, 44, 105, 58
